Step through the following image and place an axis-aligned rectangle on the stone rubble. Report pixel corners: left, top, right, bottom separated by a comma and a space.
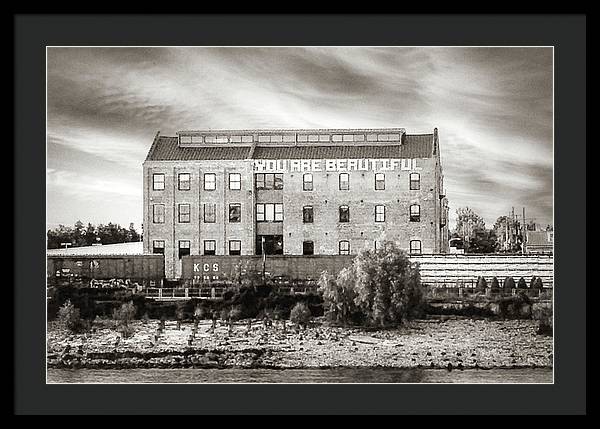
47, 318, 552, 370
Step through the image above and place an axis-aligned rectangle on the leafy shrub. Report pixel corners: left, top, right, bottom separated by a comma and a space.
289, 302, 312, 327
490, 277, 500, 291
318, 270, 358, 325
517, 277, 528, 289
503, 277, 516, 289
113, 301, 136, 338
229, 306, 243, 321
498, 292, 532, 319
193, 305, 205, 320
533, 277, 544, 289
175, 301, 186, 321
220, 307, 231, 321
58, 299, 88, 333
533, 305, 553, 335
529, 276, 538, 289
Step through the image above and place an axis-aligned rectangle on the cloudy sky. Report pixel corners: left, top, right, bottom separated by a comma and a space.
47, 47, 553, 231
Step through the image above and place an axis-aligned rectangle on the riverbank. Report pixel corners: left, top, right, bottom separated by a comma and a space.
47, 317, 552, 370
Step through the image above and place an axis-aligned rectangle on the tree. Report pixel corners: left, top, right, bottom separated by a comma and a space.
47, 221, 141, 248
353, 242, 423, 326
503, 277, 516, 289
467, 228, 499, 254
454, 207, 486, 251
320, 242, 423, 327
476, 276, 488, 291
127, 223, 140, 242
517, 277, 528, 289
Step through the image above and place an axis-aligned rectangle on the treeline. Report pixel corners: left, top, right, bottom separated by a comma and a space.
47, 221, 141, 249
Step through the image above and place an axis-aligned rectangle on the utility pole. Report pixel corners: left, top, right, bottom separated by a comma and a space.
261, 236, 266, 284
522, 207, 526, 254
505, 214, 509, 251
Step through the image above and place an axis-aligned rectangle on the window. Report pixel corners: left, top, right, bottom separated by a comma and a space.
303, 206, 314, 223
256, 203, 284, 222
204, 203, 216, 223
229, 203, 241, 223
339, 173, 349, 190
339, 205, 350, 223
256, 203, 265, 222
229, 240, 241, 256
274, 173, 284, 190
375, 173, 385, 190
375, 205, 385, 222
152, 173, 165, 191
204, 173, 216, 191
178, 240, 190, 259
274, 203, 284, 222
178, 204, 190, 223
410, 204, 421, 222
410, 240, 422, 255
303, 173, 313, 191
265, 204, 274, 222
265, 173, 275, 190
255, 173, 283, 190
178, 173, 190, 190
152, 240, 165, 254
410, 173, 420, 190
204, 240, 216, 255
303, 241, 314, 255
229, 173, 241, 190
153, 204, 165, 223
339, 240, 350, 255
256, 173, 265, 189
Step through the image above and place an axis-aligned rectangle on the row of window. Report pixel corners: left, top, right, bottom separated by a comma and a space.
153, 203, 422, 224
152, 239, 423, 257
178, 133, 403, 145
152, 173, 242, 191
153, 239, 242, 258
304, 205, 420, 223
302, 172, 420, 191
152, 172, 421, 192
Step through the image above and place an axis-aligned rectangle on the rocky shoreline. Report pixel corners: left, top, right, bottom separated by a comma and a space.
47, 317, 553, 370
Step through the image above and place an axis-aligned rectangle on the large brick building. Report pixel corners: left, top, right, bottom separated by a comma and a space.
143, 128, 450, 278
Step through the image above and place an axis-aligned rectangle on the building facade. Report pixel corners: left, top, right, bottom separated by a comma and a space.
143, 128, 450, 278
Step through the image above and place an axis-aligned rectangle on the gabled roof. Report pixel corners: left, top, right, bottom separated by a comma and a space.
527, 231, 553, 247
145, 133, 435, 162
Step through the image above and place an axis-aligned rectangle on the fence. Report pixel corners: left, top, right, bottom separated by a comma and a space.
141, 285, 316, 301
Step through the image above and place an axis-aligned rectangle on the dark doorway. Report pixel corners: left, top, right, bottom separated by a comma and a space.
256, 235, 283, 255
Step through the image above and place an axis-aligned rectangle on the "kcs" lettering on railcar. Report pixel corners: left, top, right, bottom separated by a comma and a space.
193, 263, 219, 273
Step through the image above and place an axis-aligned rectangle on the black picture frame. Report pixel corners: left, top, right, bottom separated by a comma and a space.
14, 14, 586, 415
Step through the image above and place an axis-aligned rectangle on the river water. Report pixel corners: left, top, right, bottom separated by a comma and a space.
47, 367, 552, 384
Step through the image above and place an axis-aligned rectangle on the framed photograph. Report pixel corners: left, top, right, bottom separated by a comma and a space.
15, 14, 586, 415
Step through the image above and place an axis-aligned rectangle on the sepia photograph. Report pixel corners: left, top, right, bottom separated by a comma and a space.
45, 46, 555, 385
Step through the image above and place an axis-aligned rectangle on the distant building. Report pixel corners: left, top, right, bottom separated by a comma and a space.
143, 127, 450, 278
525, 230, 554, 254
